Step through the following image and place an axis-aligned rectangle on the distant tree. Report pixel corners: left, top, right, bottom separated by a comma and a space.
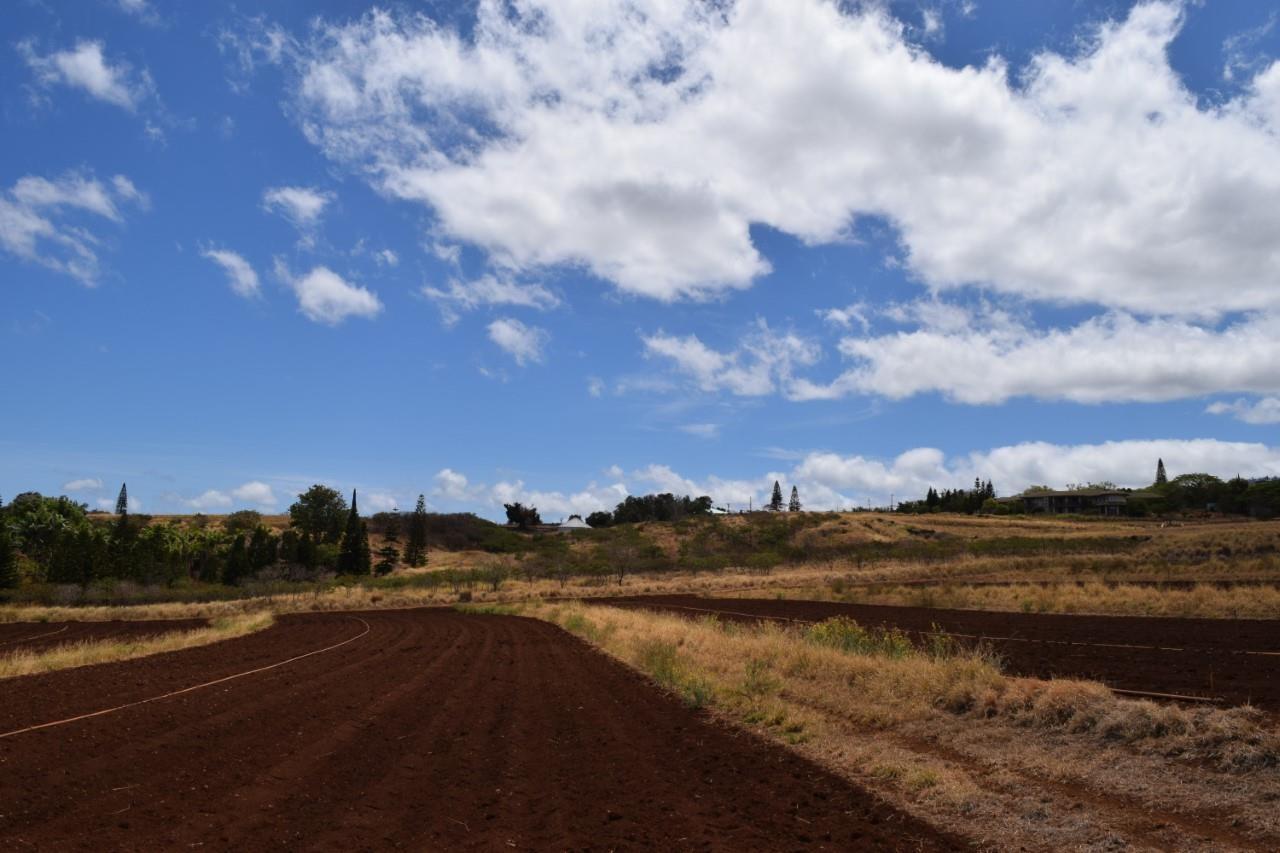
404, 495, 428, 567
0, 523, 18, 589
383, 511, 402, 543
296, 532, 317, 571
223, 534, 249, 585
925, 487, 940, 509
115, 483, 128, 516
585, 510, 613, 528
336, 490, 372, 576
289, 485, 348, 544
248, 525, 276, 570
374, 542, 400, 576
223, 509, 263, 535
1156, 458, 1168, 485
768, 481, 784, 512
504, 502, 542, 529
788, 486, 801, 512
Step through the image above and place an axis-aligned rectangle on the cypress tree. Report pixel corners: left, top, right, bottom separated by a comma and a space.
405, 494, 428, 567
337, 490, 372, 576
788, 486, 801, 512
1156, 458, 1168, 485
115, 483, 129, 516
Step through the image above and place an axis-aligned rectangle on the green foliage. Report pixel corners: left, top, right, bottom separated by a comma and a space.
635, 638, 715, 708
115, 483, 128, 516
289, 484, 348, 544
804, 617, 916, 659
768, 481, 784, 512
374, 542, 400, 576
897, 479, 996, 514
0, 523, 18, 590
336, 490, 372, 576
404, 494, 428, 566
788, 486, 801, 512
248, 525, 277, 570
503, 502, 541, 529
223, 510, 263, 535
585, 510, 613, 528
223, 534, 250, 586
611, 493, 713, 525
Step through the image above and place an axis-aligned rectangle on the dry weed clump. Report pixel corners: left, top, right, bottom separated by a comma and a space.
0, 612, 274, 679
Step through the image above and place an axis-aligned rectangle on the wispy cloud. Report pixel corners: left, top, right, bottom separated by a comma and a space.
0, 170, 146, 284
201, 247, 260, 299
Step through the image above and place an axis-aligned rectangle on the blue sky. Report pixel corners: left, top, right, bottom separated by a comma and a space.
4, 0, 1280, 519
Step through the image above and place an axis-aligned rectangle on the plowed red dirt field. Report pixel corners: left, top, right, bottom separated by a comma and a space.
0, 609, 962, 850
0, 618, 208, 655
604, 595, 1280, 710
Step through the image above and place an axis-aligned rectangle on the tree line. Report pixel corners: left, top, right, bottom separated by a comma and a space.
0, 484, 432, 592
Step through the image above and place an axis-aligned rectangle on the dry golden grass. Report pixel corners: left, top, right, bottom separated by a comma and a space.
522, 602, 1280, 850
0, 612, 274, 679
819, 579, 1280, 619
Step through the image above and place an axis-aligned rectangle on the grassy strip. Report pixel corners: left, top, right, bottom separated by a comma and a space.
0, 612, 275, 680
529, 602, 1279, 772
818, 580, 1280, 619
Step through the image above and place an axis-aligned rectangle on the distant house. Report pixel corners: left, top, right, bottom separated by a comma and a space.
1001, 488, 1153, 516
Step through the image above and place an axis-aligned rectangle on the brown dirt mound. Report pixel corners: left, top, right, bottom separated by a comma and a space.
603, 595, 1280, 710
0, 609, 961, 850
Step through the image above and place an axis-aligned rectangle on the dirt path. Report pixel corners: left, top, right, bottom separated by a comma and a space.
0, 618, 209, 655
603, 595, 1280, 710
0, 609, 960, 850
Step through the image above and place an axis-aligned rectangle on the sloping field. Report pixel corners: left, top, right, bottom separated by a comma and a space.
0, 618, 208, 656
0, 609, 959, 850
605, 595, 1280, 710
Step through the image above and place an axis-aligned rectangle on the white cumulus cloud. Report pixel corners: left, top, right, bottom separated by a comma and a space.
262, 185, 333, 232
275, 261, 383, 325
231, 481, 277, 507
487, 317, 548, 366
283, 1, 1280, 315
20, 39, 153, 111
792, 308, 1280, 405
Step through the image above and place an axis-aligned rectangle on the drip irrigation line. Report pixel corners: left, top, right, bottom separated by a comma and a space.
0, 616, 371, 741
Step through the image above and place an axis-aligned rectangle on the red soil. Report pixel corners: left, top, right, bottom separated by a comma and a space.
0, 618, 208, 655
604, 595, 1280, 710
0, 609, 961, 850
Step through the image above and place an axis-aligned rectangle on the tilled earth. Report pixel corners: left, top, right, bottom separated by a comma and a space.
0, 609, 962, 850
0, 618, 208, 656
602, 595, 1280, 710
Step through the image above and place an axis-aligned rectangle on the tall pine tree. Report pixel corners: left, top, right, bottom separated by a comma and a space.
115, 483, 129, 516
1156, 458, 1168, 485
768, 481, 784, 512
337, 489, 372, 576
404, 494, 428, 567
788, 486, 801, 512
